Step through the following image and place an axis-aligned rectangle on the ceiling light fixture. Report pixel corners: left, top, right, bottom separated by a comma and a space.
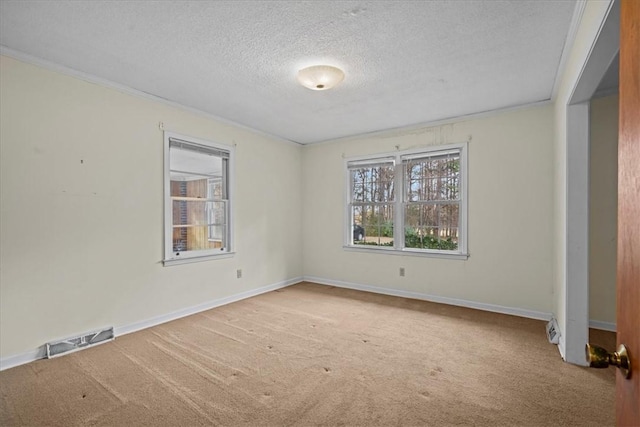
297, 65, 345, 91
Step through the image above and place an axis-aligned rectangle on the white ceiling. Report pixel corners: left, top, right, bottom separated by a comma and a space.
0, 1, 578, 145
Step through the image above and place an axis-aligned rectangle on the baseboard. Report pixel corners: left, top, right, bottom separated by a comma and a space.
303, 276, 552, 321
115, 277, 302, 337
589, 320, 616, 332
0, 348, 47, 372
558, 336, 567, 361
0, 276, 303, 371
553, 322, 615, 363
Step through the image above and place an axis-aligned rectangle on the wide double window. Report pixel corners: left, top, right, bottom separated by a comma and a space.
163, 132, 234, 265
346, 143, 468, 259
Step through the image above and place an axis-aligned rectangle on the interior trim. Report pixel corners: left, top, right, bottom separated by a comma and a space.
589, 320, 616, 332
558, 335, 567, 361
115, 277, 301, 337
0, 276, 303, 371
551, 0, 588, 100
303, 276, 553, 321
0, 46, 300, 147
0, 47, 555, 148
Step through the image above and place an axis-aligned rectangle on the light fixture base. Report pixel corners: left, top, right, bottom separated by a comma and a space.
297, 65, 345, 91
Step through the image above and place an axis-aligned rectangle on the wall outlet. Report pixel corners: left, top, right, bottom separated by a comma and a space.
236, 269, 242, 279
399, 267, 405, 277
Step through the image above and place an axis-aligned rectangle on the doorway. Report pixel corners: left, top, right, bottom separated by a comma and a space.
564, 0, 619, 365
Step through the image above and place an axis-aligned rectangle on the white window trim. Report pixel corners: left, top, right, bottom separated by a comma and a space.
163, 131, 235, 266
344, 143, 469, 260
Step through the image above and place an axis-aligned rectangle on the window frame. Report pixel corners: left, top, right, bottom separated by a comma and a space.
344, 142, 468, 260
163, 131, 235, 266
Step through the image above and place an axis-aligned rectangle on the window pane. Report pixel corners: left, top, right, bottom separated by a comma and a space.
404, 153, 460, 202
352, 182, 366, 202
350, 165, 394, 203
172, 199, 227, 250
404, 202, 458, 250
405, 204, 438, 228
171, 200, 226, 225
352, 204, 393, 246
170, 145, 223, 179
172, 225, 225, 252
440, 203, 459, 229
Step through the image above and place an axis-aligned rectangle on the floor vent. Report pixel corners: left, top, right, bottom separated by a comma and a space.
546, 318, 560, 345
46, 327, 114, 358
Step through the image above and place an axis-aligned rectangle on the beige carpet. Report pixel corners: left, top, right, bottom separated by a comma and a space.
0, 282, 616, 426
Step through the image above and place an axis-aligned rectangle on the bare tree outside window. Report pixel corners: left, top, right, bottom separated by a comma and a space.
346, 144, 467, 258
403, 152, 460, 250
349, 160, 395, 246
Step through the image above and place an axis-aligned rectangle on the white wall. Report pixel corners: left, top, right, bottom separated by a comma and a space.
552, 0, 612, 355
0, 56, 302, 359
589, 94, 618, 326
302, 105, 555, 314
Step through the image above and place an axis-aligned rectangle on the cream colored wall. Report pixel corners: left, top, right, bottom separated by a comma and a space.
302, 105, 555, 313
552, 1, 612, 349
0, 4, 616, 362
589, 94, 618, 325
0, 56, 302, 359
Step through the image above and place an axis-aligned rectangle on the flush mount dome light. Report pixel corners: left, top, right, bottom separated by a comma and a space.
297, 65, 345, 91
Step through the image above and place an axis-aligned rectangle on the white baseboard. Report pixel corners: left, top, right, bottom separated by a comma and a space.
303, 276, 553, 321
0, 276, 303, 371
589, 320, 616, 332
115, 277, 302, 337
0, 348, 46, 372
553, 321, 615, 365
558, 336, 567, 361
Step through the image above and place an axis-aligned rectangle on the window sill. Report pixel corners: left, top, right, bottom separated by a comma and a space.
343, 246, 469, 260
163, 252, 235, 266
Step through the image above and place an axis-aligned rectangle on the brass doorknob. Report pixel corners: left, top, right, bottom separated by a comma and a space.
585, 343, 631, 378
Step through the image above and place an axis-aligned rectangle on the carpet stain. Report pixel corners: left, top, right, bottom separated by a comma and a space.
74, 354, 129, 404
429, 367, 444, 376
419, 391, 432, 400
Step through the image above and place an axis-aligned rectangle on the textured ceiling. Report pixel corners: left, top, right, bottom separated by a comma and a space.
0, 1, 578, 144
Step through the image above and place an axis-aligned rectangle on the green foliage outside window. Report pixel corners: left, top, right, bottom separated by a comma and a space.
355, 227, 457, 250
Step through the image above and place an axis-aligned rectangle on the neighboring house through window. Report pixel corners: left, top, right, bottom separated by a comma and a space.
163, 132, 234, 265
346, 143, 468, 259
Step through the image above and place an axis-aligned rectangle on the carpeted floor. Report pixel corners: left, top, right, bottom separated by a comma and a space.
0, 282, 616, 426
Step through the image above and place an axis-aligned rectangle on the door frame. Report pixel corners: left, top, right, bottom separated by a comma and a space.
564, 0, 619, 365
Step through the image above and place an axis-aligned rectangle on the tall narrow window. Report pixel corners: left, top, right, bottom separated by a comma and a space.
164, 132, 234, 265
347, 157, 395, 247
402, 150, 461, 251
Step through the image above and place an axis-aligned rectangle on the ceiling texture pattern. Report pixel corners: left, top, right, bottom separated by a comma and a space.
0, 1, 578, 144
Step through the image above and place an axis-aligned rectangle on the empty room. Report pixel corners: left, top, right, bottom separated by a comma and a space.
1, 0, 638, 426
